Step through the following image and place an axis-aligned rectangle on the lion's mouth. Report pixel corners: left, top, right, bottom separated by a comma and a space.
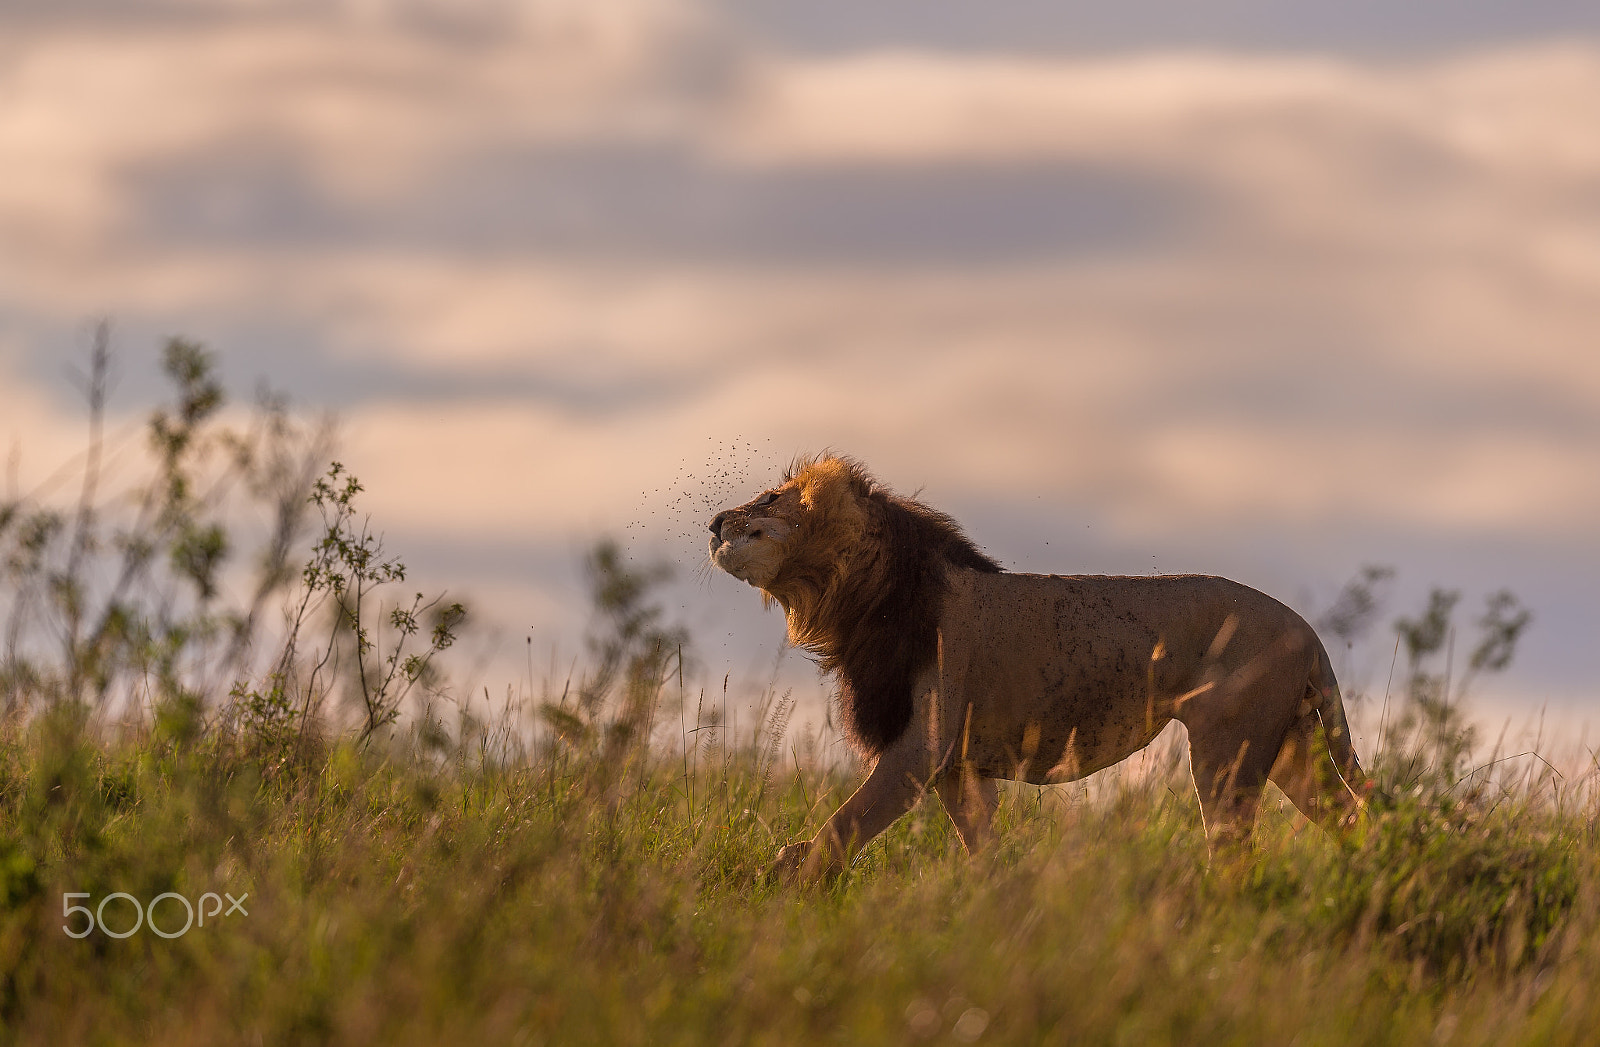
708, 536, 740, 572
710, 533, 774, 586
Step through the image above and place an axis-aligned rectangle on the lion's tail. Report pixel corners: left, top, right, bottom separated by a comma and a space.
1307, 638, 1374, 802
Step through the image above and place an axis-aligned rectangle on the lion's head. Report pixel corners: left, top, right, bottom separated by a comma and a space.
709, 454, 1001, 754
708, 455, 869, 594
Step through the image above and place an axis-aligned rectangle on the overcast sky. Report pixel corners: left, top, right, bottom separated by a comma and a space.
2, 0, 1597, 746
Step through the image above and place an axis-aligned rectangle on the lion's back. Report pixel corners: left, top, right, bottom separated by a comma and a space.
948, 570, 1297, 656
938, 570, 1311, 780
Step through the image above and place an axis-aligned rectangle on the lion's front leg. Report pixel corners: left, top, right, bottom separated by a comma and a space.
777, 739, 932, 883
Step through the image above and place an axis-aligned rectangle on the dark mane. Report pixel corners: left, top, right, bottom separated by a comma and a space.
804, 471, 1002, 756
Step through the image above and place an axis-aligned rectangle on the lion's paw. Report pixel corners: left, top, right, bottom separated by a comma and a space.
766, 841, 813, 885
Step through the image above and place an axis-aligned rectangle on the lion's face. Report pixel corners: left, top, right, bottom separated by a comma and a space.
708, 483, 802, 588
709, 456, 872, 607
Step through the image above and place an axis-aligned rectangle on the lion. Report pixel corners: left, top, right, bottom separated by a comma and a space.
708, 454, 1371, 880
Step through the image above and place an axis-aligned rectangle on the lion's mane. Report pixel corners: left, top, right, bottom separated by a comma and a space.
768, 456, 1002, 755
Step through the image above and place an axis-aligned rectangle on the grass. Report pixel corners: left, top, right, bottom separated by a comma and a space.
2, 698, 1596, 1047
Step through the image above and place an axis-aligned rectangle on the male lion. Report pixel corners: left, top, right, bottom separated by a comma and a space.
709, 454, 1370, 881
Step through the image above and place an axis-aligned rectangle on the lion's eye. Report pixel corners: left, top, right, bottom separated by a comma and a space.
753, 491, 778, 508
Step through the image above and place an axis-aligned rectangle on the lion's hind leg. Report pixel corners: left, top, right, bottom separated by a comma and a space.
1185, 727, 1281, 852
933, 770, 999, 854
1267, 707, 1361, 831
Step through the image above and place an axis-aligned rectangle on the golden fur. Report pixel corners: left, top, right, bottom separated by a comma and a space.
710, 454, 1371, 880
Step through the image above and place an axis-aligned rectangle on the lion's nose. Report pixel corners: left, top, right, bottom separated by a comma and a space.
709, 511, 730, 537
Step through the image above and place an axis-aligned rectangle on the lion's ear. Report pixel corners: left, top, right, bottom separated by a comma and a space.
794, 458, 869, 557
798, 458, 866, 520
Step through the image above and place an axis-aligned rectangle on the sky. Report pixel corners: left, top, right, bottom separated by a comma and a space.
1, 0, 1597, 751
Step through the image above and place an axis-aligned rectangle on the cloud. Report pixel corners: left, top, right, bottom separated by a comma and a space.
712, 0, 1600, 58
719, 44, 1600, 170
0, 0, 726, 252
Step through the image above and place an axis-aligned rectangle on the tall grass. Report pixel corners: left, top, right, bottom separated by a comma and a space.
3, 700, 1597, 1046
1, 341, 1596, 1045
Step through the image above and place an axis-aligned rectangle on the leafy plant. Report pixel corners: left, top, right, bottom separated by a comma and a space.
0, 332, 331, 724
226, 461, 469, 753
540, 538, 688, 762
1315, 566, 1534, 800
1387, 587, 1533, 795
